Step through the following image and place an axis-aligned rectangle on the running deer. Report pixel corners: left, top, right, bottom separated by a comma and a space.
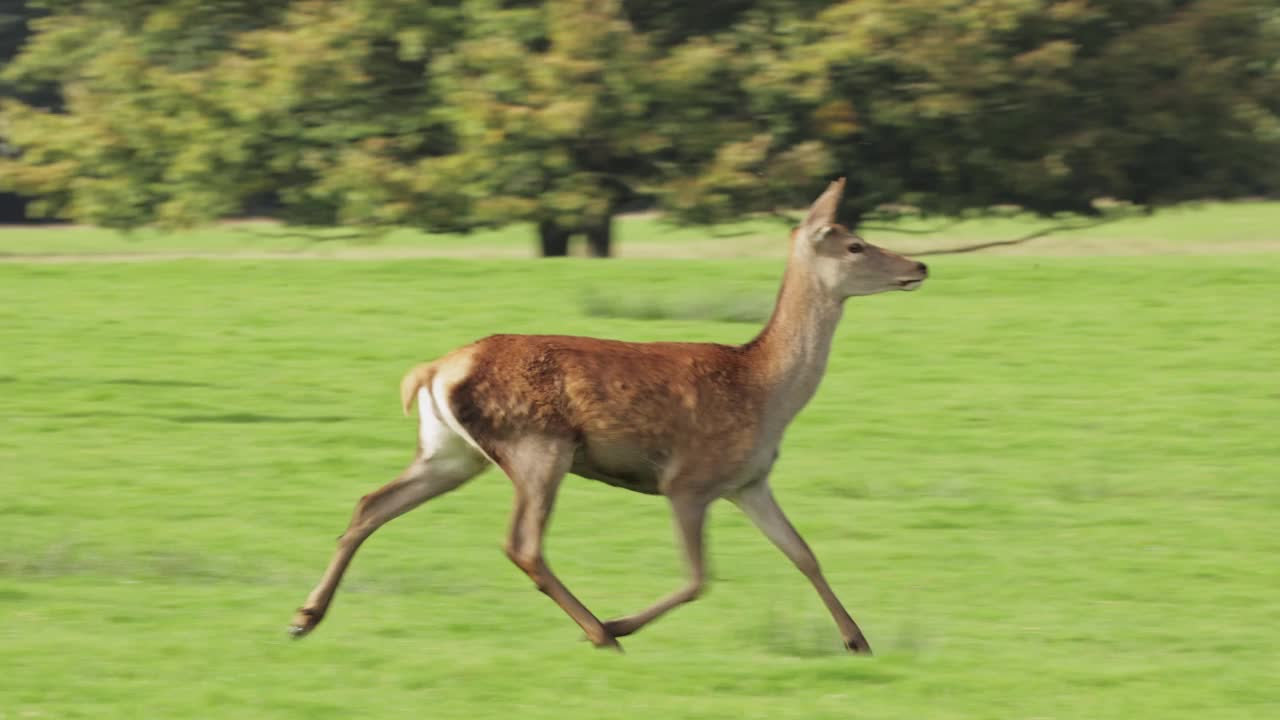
289, 179, 928, 653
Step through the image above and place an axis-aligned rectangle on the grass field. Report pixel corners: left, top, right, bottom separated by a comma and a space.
2, 219, 1279, 718
4, 199, 1280, 260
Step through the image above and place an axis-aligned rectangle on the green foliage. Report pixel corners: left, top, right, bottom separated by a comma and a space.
1, 1, 467, 229
1, 0, 1278, 237
431, 0, 657, 230
803, 0, 1280, 220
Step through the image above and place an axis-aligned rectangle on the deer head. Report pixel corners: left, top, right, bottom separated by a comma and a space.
794, 178, 928, 298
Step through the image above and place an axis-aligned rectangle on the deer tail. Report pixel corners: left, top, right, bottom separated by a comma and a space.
399, 362, 437, 416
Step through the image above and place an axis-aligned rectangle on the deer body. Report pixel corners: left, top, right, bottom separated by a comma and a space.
290, 179, 928, 653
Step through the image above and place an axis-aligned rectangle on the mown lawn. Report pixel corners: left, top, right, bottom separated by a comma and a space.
2, 252, 1278, 719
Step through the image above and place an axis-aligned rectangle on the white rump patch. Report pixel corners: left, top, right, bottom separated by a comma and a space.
416, 387, 490, 476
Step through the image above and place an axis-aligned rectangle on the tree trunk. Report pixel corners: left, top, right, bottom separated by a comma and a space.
585, 215, 613, 258
538, 220, 570, 257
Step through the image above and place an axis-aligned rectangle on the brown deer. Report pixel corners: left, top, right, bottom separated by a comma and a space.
289, 178, 928, 653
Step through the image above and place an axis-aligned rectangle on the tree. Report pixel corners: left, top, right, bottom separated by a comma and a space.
799, 0, 1280, 223
0, 0, 58, 222
638, 0, 1280, 228
0, 0, 838, 252
642, 3, 837, 226
426, 0, 665, 257
1, 0, 1276, 244
0, 0, 469, 230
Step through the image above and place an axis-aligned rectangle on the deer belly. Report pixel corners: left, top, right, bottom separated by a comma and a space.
569, 442, 664, 495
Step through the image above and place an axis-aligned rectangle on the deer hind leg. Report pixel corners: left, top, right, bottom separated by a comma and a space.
497, 437, 621, 651
289, 395, 488, 638
601, 492, 710, 638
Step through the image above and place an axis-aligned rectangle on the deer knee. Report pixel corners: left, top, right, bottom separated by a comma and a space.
349, 492, 374, 518
339, 501, 378, 545
337, 523, 375, 549
346, 488, 392, 531
507, 549, 550, 593
502, 535, 531, 571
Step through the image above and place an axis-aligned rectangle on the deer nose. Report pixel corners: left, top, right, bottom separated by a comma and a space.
916, 261, 929, 276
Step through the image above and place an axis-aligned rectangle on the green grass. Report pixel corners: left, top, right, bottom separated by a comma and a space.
2, 252, 1279, 719
3, 199, 1279, 259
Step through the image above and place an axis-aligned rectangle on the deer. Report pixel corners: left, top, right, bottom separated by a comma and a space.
288, 178, 928, 653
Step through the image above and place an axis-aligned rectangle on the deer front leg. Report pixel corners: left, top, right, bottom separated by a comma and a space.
730, 480, 872, 654
601, 494, 709, 638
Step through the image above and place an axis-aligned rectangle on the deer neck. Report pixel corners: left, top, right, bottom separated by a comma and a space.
746, 255, 844, 426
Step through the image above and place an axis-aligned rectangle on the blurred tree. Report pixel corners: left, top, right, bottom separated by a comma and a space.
0, 0, 468, 230
1, 0, 288, 226
799, 0, 1280, 224
218, 0, 470, 230
1, 0, 1277, 244
1, 3, 43, 102
645, 2, 838, 226
663, 0, 1280, 228
0, 0, 839, 250
0, 0, 56, 222
430, 0, 663, 256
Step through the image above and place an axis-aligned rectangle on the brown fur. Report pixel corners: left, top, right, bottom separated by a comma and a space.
444, 334, 768, 494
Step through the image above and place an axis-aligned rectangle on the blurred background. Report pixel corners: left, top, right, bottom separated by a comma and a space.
3, 3, 1279, 719
2, 0, 1278, 252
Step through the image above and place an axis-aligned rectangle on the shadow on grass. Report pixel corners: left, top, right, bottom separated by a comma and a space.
756, 599, 940, 663
759, 603, 850, 658
580, 287, 773, 324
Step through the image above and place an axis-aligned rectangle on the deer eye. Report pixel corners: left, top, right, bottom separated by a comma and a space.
847, 242, 865, 254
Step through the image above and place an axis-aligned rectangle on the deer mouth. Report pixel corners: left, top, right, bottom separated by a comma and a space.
897, 278, 925, 291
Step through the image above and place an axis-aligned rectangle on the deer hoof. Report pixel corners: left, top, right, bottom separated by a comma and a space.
581, 631, 623, 652
596, 637, 625, 654
288, 607, 323, 639
844, 636, 873, 655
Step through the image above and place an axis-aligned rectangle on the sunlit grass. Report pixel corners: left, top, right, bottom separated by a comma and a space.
2, 253, 1278, 719
3, 199, 1279, 259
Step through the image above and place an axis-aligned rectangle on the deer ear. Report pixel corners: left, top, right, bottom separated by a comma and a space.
801, 178, 846, 238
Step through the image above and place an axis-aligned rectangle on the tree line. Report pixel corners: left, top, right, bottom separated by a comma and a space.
2, 0, 1278, 255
